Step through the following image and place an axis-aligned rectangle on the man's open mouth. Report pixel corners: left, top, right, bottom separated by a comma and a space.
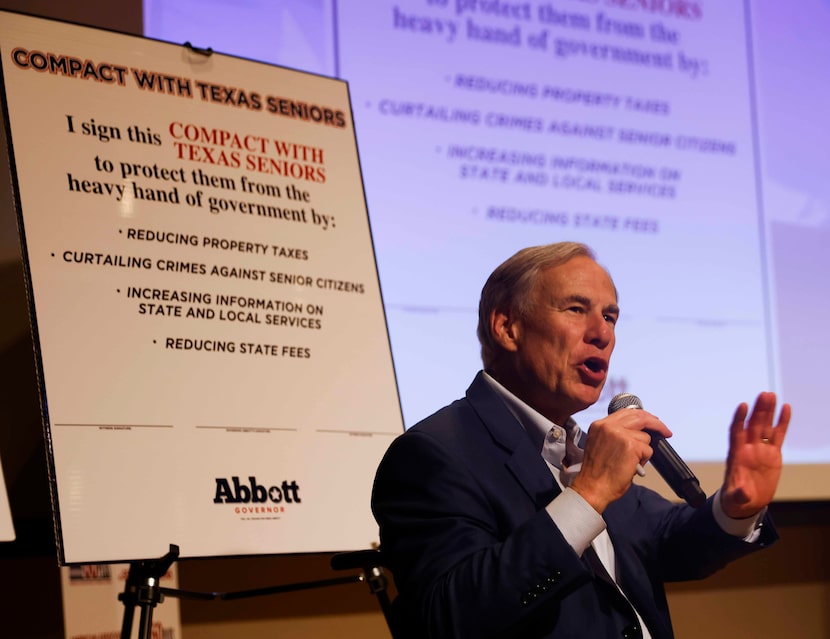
583, 358, 606, 374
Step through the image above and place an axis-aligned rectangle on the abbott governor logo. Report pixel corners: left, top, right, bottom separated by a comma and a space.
214, 476, 301, 520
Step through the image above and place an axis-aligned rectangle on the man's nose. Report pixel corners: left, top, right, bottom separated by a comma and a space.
586, 312, 613, 346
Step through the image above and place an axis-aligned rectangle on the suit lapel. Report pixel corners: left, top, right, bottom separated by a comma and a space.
465, 372, 561, 510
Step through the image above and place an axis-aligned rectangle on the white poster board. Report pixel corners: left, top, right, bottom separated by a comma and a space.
0, 11, 402, 564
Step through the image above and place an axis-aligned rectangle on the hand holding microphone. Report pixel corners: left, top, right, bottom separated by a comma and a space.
570, 394, 674, 513
608, 393, 706, 508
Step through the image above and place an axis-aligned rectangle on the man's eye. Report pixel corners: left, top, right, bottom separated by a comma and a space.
568, 306, 585, 314
604, 314, 618, 325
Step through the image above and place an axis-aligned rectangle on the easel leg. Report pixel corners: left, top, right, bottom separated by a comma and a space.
118, 544, 179, 639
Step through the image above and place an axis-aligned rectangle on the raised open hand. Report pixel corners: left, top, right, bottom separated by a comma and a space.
721, 392, 791, 519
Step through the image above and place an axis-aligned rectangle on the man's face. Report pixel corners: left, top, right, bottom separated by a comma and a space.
498, 255, 619, 424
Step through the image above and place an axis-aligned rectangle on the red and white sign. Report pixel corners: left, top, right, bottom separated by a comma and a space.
0, 10, 402, 564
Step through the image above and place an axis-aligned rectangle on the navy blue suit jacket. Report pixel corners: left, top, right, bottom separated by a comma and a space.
371, 372, 777, 639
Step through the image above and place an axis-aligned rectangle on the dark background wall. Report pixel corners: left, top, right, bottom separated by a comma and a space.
0, 2, 826, 637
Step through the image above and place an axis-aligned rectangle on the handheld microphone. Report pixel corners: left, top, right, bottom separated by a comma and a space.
608, 393, 707, 508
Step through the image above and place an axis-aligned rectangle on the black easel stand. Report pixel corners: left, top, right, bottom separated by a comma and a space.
330, 549, 394, 628
117, 544, 391, 638
119, 544, 189, 639
119, 544, 216, 639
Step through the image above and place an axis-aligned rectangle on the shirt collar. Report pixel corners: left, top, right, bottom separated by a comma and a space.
481, 370, 582, 455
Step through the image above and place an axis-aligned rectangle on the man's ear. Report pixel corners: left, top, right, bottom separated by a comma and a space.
490, 307, 521, 352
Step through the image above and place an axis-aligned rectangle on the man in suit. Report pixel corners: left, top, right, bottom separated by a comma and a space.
372, 242, 790, 639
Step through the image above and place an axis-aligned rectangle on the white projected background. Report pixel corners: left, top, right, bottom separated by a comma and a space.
145, 1, 829, 484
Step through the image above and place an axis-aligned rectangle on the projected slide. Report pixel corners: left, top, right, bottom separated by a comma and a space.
139, 0, 830, 469
337, 1, 770, 460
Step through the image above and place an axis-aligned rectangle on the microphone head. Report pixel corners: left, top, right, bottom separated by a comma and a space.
608, 392, 642, 414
